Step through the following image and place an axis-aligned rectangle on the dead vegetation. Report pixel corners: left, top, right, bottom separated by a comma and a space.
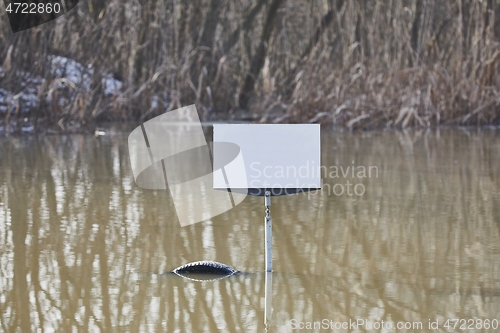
0, 0, 500, 132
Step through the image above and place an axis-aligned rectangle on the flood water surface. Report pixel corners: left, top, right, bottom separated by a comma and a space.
1, 129, 500, 332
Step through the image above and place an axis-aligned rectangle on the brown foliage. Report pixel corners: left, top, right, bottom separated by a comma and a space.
0, 0, 499, 132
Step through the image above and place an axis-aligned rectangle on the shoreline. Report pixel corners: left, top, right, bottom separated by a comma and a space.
1, 120, 500, 137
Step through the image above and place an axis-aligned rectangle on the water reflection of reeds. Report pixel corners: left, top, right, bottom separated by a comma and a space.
0, 129, 499, 332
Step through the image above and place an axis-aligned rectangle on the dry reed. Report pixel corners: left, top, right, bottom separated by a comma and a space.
0, 0, 499, 132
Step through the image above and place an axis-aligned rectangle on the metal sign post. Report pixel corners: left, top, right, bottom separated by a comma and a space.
264, 192, 272, 330
265, 191, 272, 272
264, 270, 273, 330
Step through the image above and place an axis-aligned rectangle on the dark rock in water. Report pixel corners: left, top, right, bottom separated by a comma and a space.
171, 261, 238, 281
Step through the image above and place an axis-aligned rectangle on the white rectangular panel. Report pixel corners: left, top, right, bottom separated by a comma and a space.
213, 124, 321, 191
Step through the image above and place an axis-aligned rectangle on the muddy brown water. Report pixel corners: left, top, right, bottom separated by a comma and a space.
1, 129, 500, 332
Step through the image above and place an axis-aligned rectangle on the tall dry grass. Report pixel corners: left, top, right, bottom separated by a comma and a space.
0, 0, 499, 132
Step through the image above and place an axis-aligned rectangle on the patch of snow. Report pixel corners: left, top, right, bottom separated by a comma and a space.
50, 56, 92, 90
50, 56, 122, 95
0, 88, 38, 113
1, 56, 123, 116
151, 95, 159, 109
21, 86, 39, 109
21, 125, 34, 133
150, 92, 169, 109
0, 88, 10, 103
0, 88, 13, 113
103, 75, 122, 95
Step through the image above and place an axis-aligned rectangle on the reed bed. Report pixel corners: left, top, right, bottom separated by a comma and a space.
0, 0, 499, 132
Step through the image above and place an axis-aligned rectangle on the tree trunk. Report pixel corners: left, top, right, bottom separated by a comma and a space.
238, 0, 284, 111
177, 1, 189, 60
222, 0, 268, 54
410, 0, 424, 65
190, 0, 225, 86
282, 0, 345, 97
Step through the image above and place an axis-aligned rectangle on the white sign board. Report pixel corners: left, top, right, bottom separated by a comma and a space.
213, 124, 321, 195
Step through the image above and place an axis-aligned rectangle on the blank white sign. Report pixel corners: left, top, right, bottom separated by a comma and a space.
213, 124, 321, 193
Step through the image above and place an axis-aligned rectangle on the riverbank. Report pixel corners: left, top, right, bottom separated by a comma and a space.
1, 55, 499, 134
1, 1, 499, 133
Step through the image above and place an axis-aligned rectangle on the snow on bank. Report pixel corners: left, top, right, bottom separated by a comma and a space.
0, 68, 39, 115
1, 57, 172, 129
0, 87, 10, 114
49, 56, 123, 95
0, 57, 123, 115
